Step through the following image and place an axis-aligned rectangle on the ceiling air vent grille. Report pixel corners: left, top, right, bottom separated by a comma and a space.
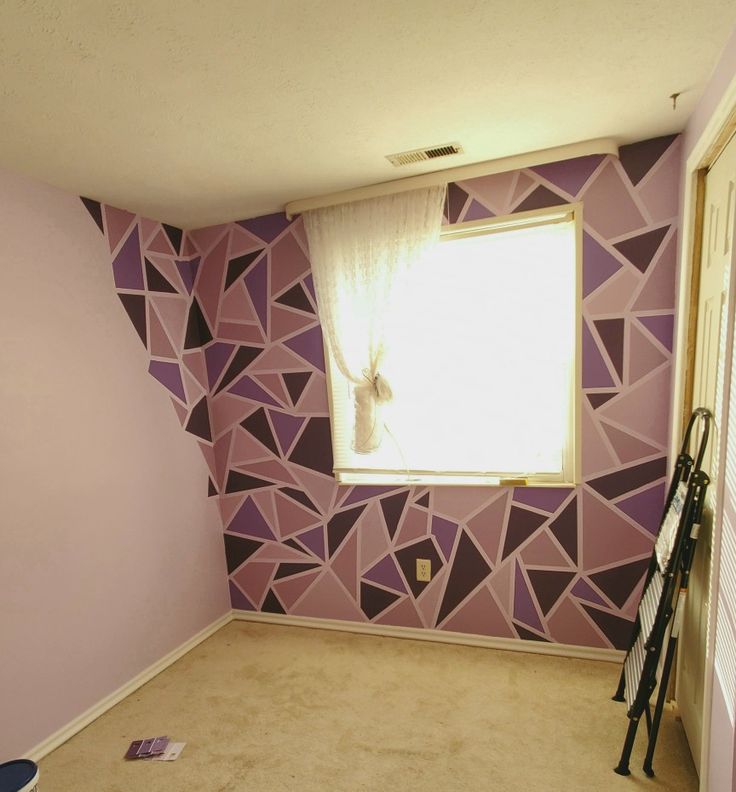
386, 142, 463, 167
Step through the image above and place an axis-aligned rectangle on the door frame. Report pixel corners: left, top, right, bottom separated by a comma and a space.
671, 73, 736, 791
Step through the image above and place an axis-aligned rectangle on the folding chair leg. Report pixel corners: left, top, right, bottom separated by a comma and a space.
612, 668, 626, 702
614, 717, 639, 776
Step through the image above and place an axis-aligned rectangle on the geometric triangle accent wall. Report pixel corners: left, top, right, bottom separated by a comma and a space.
80, 134, 680, 651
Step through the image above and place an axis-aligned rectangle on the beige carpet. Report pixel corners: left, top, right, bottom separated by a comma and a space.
39, 621, 697, 791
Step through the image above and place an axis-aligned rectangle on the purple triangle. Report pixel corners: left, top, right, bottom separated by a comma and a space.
431, 516, 458, 561
175, 257, 200, 294
303, 273, 316, 302
583, 233, 623, 298
616, 482, 666, 535
283, 325, 326, 372
463, 199, 494, 222
229, 375, 280, 406
637, 314, 674, 352
533, 154, 604, 197
238, 212, 291, 244
341, 486, 403, 506
229, 580, 255, 610
514, 562, 544, 632
112, 226, 144, 289
571, 578, 607, 607
364, 554, 407, 593
513, 488, 571, 513
268, 410, 306, 454
245, 256, 268, 333
582, 321, 615, 388
204, 342, 235, 388
228, 497, 276, 540
148, 360, 185, 401
297, 525, 325, 560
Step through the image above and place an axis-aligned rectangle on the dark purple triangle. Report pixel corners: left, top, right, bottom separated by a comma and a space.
279, 486, 320, 514
527, 570, 576, 615
549, 497, 578, 564
588, 457, 667, 500
225, 249, 263, 291
208, 478, 218, 497
118, 293, 147, 347
514, 185, 567, 213
80, 196, 104, 232
437, 531, 492, 624
283, 538, 308, 554
185, 397, 212, 442
176, 258, 199, 294
447, 183, 469, 224
289, 417, 334, 477
416, 491, 430, 508
514, 623, 550, 642
593, 318, 625, 382
238, 212, 291, 244
275, 282, 315, 314
586, 392, 617, 410
613, 226, 670, 274
282, 372, 312, 406
589, 558, 649, 609
395, 538, 443, 599
581, 604, 635, 650
145, 258, 178, 293
502, 506, 548, 559
241, 407, 279, 456
215, 345, 263, 393
162, 223, 183, 255
327, 505, 366, 557
262, 589, 286, 614
360, 582, 400, 620
224, 533, 261, 573
380, 490, 410, 539
184, 297, 212, 349
619, 135, 677, 186
274, 562, 321, 580
225, 470, 274, 494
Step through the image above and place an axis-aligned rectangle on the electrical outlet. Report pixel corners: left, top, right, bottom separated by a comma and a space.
416, 558, 431, 582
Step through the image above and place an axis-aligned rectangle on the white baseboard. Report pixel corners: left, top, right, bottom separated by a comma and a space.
25, 611, 233, 762
232, 609, 624, 663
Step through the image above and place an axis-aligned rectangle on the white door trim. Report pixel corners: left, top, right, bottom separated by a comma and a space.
671, 71, 736, 792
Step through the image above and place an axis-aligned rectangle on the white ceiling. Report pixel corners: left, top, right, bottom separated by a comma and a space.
1, 1, 735, 229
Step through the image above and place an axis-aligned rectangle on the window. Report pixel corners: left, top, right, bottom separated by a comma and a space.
326, 205, 581, 486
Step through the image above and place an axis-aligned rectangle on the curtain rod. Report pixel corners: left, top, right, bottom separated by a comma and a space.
284, 137, 618, 218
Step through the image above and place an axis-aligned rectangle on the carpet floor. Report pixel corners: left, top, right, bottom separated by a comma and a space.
39, 621, 698, 791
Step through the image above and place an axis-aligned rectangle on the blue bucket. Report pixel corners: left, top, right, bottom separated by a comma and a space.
0, 760, 39, 792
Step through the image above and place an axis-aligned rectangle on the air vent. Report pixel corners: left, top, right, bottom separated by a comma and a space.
386, 142, 463, 167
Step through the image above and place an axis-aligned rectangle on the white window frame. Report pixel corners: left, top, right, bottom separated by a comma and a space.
323, 202, 583, 487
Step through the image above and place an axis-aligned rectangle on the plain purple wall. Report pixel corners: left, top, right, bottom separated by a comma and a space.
0, 169, 230, 761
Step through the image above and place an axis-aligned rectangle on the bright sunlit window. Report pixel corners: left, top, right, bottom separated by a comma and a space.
326, 206, 580, 486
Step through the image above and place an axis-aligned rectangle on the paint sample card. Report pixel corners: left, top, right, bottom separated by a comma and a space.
124, 736, 169, 759
152, 742, 186, 761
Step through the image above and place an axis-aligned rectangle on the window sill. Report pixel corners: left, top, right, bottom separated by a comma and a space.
335, 472, 577, 488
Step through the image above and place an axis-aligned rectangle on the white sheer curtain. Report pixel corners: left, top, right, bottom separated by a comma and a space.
303, 185, 446, 453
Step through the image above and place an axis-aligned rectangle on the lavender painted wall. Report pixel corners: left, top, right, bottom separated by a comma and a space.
0, 170, 230, 761
93, 135, 681, 652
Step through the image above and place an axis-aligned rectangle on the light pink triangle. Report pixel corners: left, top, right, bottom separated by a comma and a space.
228, 225, 264, 258
359, 502, 391, 572
104, 206, 136, 252
395, 507, 428, 546
182, 369, 204, 405
183, 351, 209, 390
197, 441, 217, 480
582, 490, 654, 571
274, 492, 322, 538
433, 487, 497, 522
441, 585, 514, 637
639, 139, 681, 224
217, 322, 265, 344
247, 459, 300, 486
582, 404, 618, 477
150, 295, 187, 349
230, 428, 269, 468
148, 229, 176, 255
461, 171, 517, 215
510, 172, 536, 206
375, 596, 424, 628
291, 466, 338, 515
296, 374, 329, 413
270, 232, 311, 296
139, 217, 160, 247
188, 224, 228, 256
331, 530, 358, 599
211, 395, 251, 440
291, 570, 365, 621
466, 494, 509, 567
232, 561, 275, 606
148, 308, 176, 358
546, 597, 608, 648
632, 235, 677, 311
489, 561, 514, 613
170, 396, 188, 424
220, 282, 257, 323
585, 268, 640, 314
251, 345, 308, 372
273, 570, 322, 610
252, 543, 311, 562
599, 365, 672, 445
416, 568, 447, 628
520, 530, 573, 568
254, 373, 289, 406
252, 490, 277, 531
219, 493, 245, 527
601, 421, 662, 464
182, 234, 198, 256
579, 160, 646, 240
196, 234, 228, 329
270, 306, 316, 342
628, 323, 668, 385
